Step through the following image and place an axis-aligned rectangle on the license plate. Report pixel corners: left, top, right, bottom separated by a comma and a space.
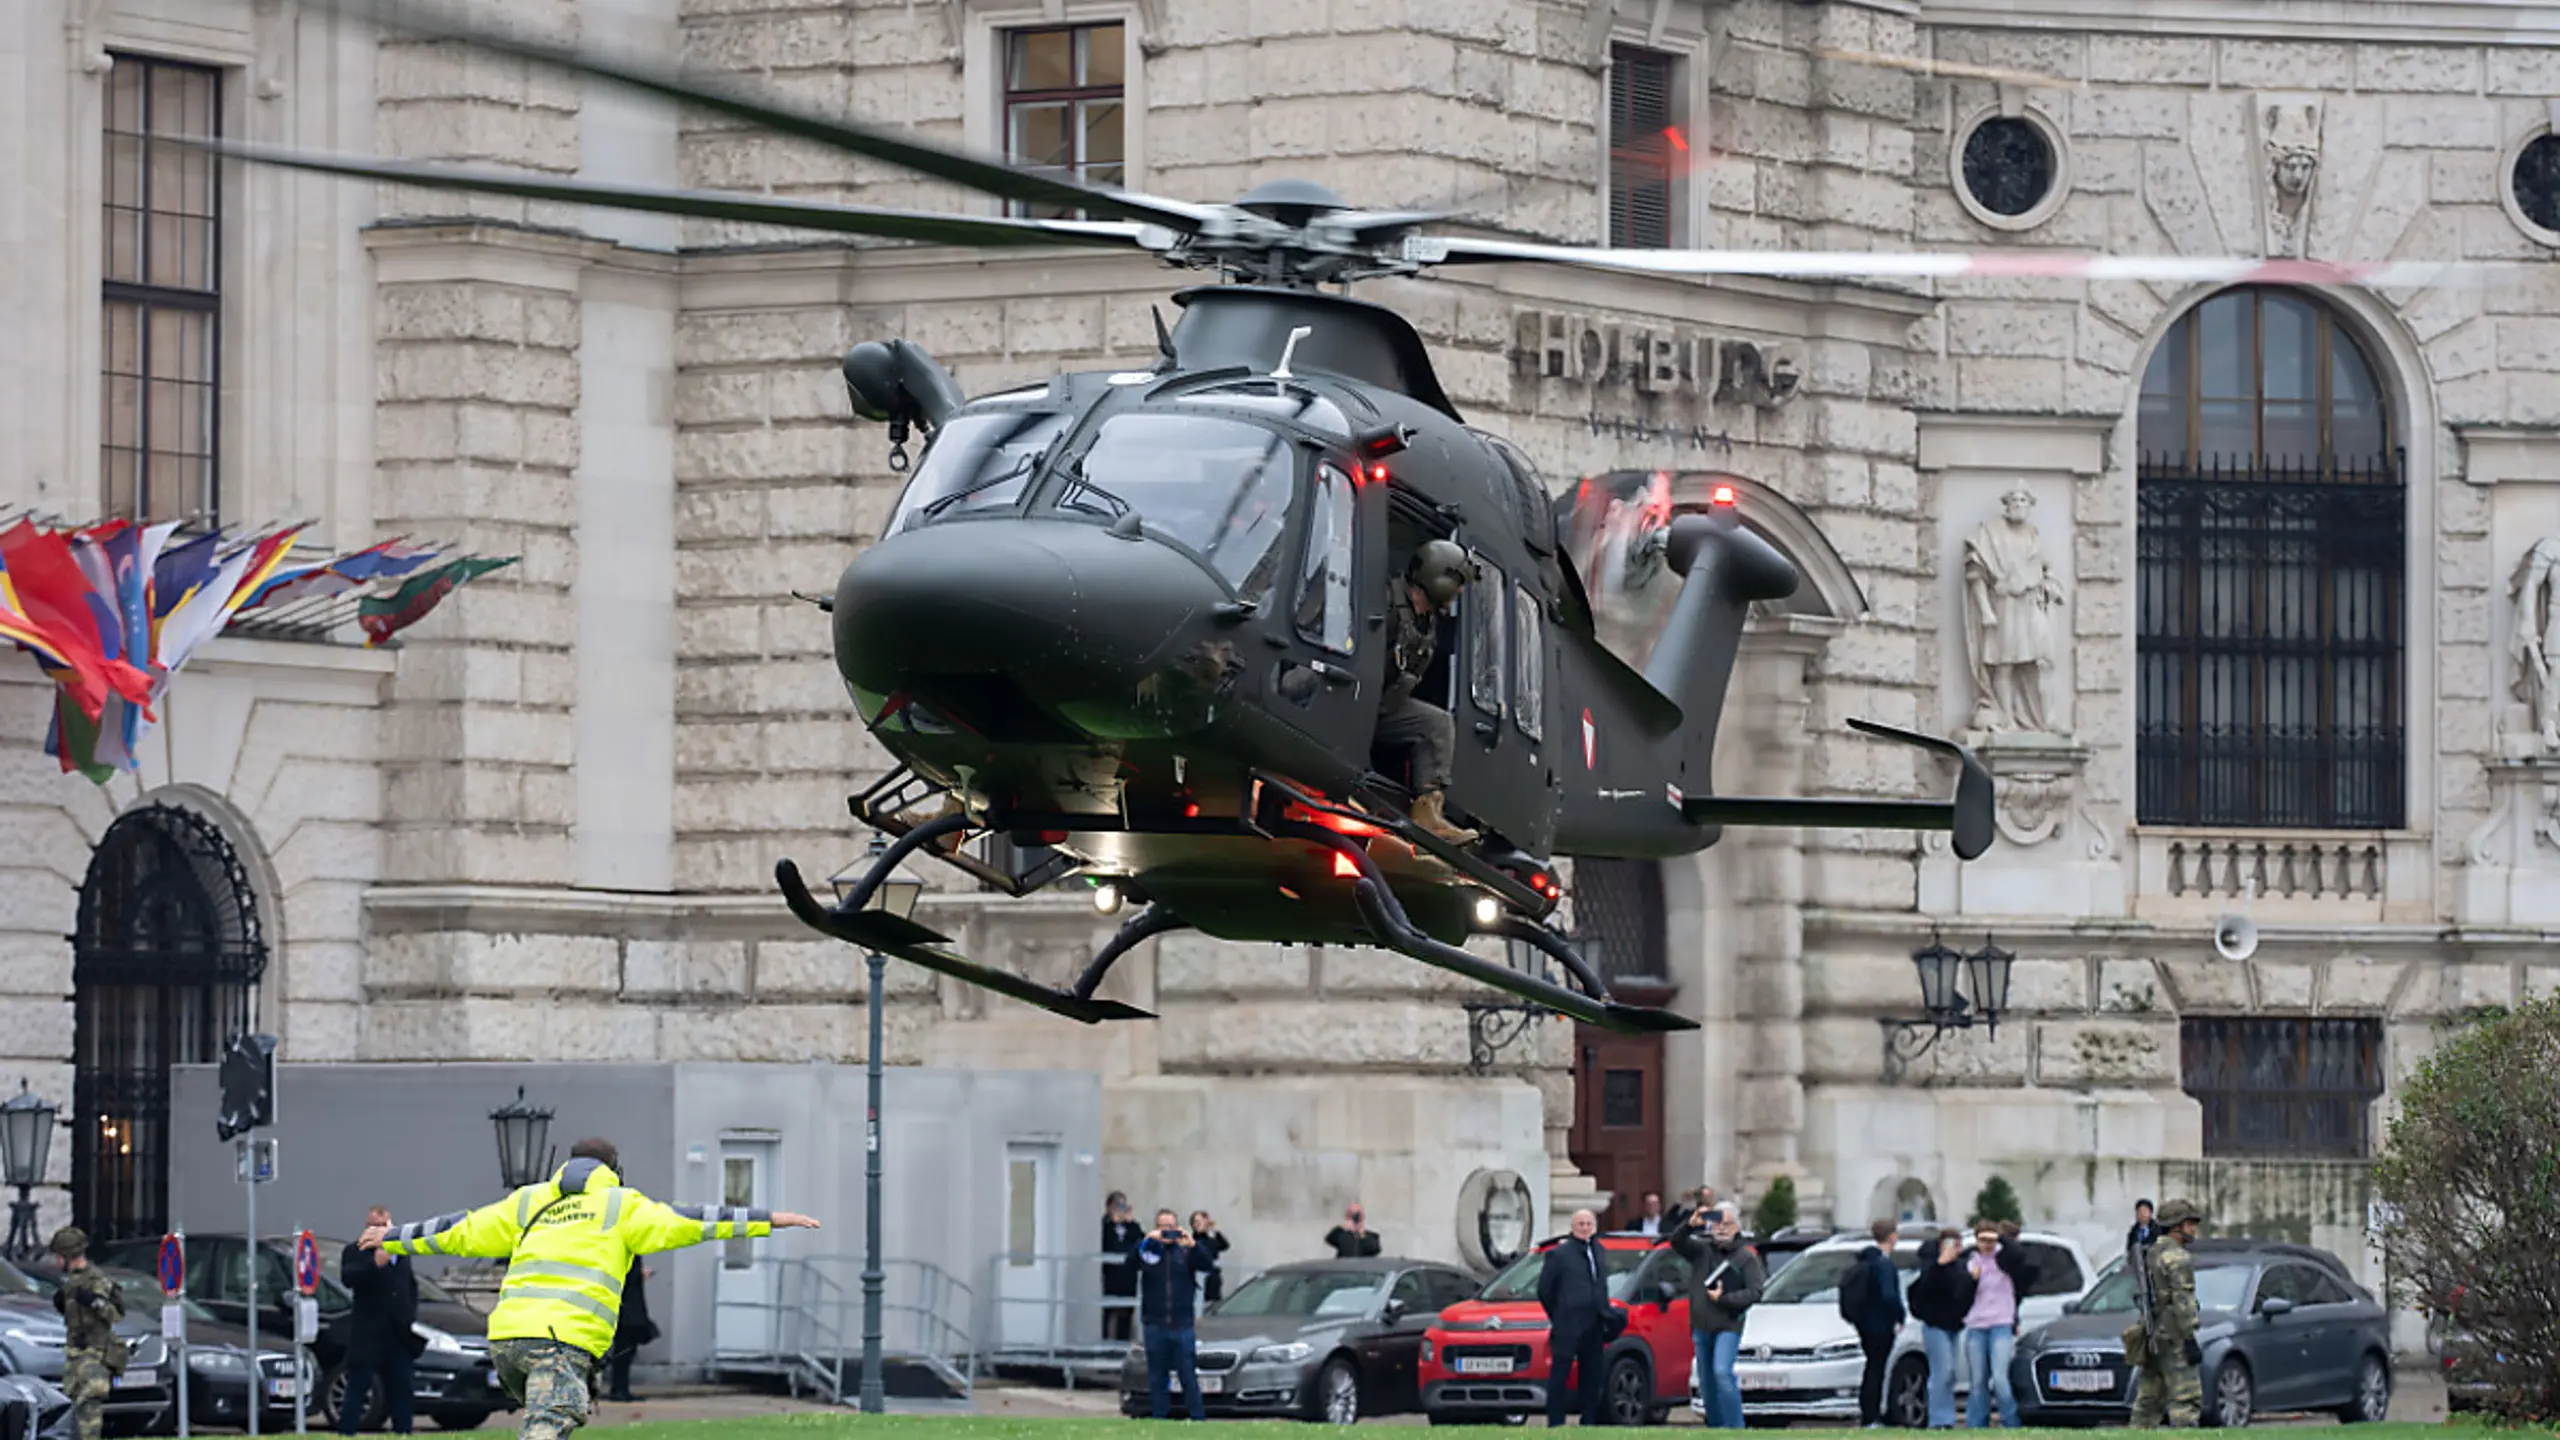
267, 1379, 299, 1399
1458, 1357, 1514, 1374
1740, 1372, 1785, 1391
2049, 1371, 2113, 1393
113, 1369, 156, 1391
1172, 1374, 1222, 1393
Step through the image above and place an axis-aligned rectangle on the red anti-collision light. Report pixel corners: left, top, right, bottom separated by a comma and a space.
1710, 484, 1737, 507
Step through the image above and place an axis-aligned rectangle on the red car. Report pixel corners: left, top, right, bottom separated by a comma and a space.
1420, 1234, 1699, 1426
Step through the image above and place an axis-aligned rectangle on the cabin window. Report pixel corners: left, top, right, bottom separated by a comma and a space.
1468, 556, 1506, 717
1296, 463, 1357, 655
1064, 412, 1295, 595
1513, 583, 1545, 741
884, 409, 1071, 535
1174, 382, 1351, 437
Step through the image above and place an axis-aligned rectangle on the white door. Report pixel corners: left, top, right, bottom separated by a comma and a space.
713, 1140, 778, 1355
997, 1142, 1059, 1347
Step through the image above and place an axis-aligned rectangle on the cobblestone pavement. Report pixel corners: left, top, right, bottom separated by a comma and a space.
578, 1366, 2447, 1428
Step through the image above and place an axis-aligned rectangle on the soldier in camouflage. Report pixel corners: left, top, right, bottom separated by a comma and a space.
2127, 1198, 2205, 1428
49, 1228, 128, 1440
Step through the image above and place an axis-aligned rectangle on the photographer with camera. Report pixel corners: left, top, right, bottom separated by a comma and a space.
1137, 1209, 1209, 1421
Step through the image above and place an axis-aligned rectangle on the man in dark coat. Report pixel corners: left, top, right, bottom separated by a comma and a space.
1537, 1210, 1611, 1427
339, 1204, 421, 1434
1137, 1209, 1207, 1421
603, 1260, 657, 1403
1102, 1193, 1143, 1342
1836, 1220, 1908, 1426
1671, 1204, 1766, 1429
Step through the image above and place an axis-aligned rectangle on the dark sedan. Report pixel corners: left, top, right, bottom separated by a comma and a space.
2011, 1239, 2393, 1428
1118, 1257, 1482, 1424
95, 1233, 509, 1431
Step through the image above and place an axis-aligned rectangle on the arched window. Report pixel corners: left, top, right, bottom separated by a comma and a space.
2135, 288, 2403, 829
72, 804, 267, 1239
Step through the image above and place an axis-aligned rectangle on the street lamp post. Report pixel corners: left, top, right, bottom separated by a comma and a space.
1881, 932, 2016, 1082
489, 1087, 556, 1190
0, 1080, 58, 1263
834, 834, 921, 1416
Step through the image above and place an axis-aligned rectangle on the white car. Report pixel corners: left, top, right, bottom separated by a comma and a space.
1699, 1226, 2098, 1427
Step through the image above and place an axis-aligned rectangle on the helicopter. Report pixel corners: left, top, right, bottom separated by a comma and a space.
204, 2, 2512, 1035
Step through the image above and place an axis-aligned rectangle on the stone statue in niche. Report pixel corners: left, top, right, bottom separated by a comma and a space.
2261, 98, 2322, 257
2508, 536, 2560, 751
1961, 485, 2067, 735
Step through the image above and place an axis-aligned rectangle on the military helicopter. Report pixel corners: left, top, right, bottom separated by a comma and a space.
209, 3, 2505, 1034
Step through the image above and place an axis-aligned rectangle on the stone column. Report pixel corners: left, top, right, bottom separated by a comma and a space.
1726, 619, 1834, 1225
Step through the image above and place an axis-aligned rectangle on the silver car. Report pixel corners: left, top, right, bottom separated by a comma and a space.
2011, 1239, 2393, 1427
0, 1258, 171, 1436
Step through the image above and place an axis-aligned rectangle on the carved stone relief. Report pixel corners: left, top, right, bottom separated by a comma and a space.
1960, 485, 2068, 737
2260, 97, 2323, 258
2507, 535, 2560, 754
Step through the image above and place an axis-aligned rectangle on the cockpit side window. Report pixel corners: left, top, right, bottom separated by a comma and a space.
1297, 463, 1357, 655
884, 409, 1072, 536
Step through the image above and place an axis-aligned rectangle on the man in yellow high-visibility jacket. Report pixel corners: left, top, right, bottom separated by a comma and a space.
361, 1137, 818, 1439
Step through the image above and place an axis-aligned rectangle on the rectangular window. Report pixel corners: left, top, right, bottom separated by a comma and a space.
1512, 584, 1545, 741
1466, 555, 1506, 717
721, 1157, 755, 1269
103, 54, 223, 526
1002, 22, 1125, 220
1607, 45, 1681, 249
1296, 464, 1356, 654
2179, 1017, 2385, 1159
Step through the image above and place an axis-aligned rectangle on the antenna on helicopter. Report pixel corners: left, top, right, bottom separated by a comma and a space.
1272, 325, 1314, 380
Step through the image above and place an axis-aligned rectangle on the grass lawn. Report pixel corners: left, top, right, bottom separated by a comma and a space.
586, 1420, 2482, 1440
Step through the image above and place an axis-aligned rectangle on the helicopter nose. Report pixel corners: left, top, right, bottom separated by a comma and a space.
833, 523, 1085, 691
831, 519, 1227, 713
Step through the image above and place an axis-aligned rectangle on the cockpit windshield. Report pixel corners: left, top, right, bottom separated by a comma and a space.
886, 409, 1074, 536
1054, 412, 1297, 598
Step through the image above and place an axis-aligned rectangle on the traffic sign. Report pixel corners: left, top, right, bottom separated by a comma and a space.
294, 1230, 318, 1296
158, 1234, 183, 1298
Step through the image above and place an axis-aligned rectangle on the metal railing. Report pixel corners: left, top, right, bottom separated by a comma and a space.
709, 1253, 978, 1402
976, 1250, 1263, 1387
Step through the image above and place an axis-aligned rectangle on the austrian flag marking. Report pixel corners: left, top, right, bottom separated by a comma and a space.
1582, 709, 1596, 770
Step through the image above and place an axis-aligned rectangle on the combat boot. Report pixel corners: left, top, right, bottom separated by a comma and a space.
1409, 789, 1480, 846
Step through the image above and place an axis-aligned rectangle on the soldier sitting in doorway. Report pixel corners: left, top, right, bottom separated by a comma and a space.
1377, 540, 1480, 846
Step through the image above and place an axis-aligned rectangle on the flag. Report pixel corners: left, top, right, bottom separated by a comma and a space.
222, 525, 307, 613
0, 520, 152, 719
358, 556, 516, 646
153, 541, 261, 675
232, 536, 441, 616
151, 530, 223, 624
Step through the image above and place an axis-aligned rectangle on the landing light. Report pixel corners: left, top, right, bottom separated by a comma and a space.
1472, 895, 1501, 928
1092, 882, 1123, 916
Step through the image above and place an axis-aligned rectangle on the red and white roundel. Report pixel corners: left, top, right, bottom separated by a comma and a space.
1582, 708, 1596, 770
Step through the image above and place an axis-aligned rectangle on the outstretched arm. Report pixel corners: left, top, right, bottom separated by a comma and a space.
616, 1192, 820, 1255
367, 1192, 533, 1260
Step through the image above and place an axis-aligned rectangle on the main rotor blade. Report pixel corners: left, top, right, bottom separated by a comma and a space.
323, 0, 1217, 235
193, 139, 1165, 251
1407, 236, 2524, 290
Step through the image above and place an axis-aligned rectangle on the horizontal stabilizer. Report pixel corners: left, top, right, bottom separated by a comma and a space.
774, 860, 1156, 1023
1681, 718, 1995, 860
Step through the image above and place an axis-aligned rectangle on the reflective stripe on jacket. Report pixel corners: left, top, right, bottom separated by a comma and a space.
380, 1158, 771, 1358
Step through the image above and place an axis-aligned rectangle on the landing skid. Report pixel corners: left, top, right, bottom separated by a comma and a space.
846, 766, 1081, 896
1266, 817, 1697, 1036
774, 811, 1167, 1025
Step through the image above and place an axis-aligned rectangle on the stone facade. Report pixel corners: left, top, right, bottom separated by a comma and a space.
5, 0, 2558, 1329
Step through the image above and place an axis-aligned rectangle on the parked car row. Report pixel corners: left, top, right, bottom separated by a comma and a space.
1114, 1225, 2398, 1429
86, 1232, 510, 1433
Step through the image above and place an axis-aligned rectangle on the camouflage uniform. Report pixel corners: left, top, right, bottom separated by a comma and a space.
49, 1229, 127, 1440
2129, 1200, 2204, 1428
492, 1337, 596, 1440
